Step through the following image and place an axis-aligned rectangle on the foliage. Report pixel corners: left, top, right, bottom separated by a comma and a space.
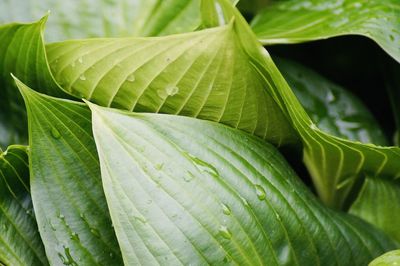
0, 0, 399, 265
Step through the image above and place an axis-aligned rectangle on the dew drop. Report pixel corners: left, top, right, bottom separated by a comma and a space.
240, 196, 249, 206
51, 127, 61, 139
165, 84, 179, 96
218, 225, 232, 240
326, 90, 336, 103
78, 57, 83, 64
58, 213, 65, 220
255, 184, 266, 200
157, 89, 168, 99
184, 171, 196, 182
79, 75, 86, 81
155, 163, 164, 170
109, 253, 114, 258
221, 203, 231, 215
70, 232, 80, 241
126, 73, 136, 82
390, 34, 395, 41
134, 216, 147, 224
90, 228, 101, 238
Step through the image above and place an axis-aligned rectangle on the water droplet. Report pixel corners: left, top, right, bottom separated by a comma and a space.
126, 73, 136, 82
62, 246, 78, 266
49, 220, 57, 231
109, 253, 114, 258
58, 213, 65, 220
134, 216, 147, 224
155, 163, 164, 170
90, 228, 101, 238
184, 171, 196, 182
165, 85, 179, 96
185, 152, 219, 177
218, 225, 232, 239
79, 75, 86, 81
26, 209, 32, 215
166, 57, 171, 62
78, 57, 83, 64
240, 196, 249, 206
221, 203, 231, 215
255, 184, 266, 200
51, 127, 61, 139
70, 232, 80, 241
157, 89, 168, 99
326, 90, 336, 103
389, 34, 395, 41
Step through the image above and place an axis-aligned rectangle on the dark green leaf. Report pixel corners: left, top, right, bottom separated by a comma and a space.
251, 0, 400, 63
89, 102, 395, 265
16, 78, 122, 266
0, 145, 47, 266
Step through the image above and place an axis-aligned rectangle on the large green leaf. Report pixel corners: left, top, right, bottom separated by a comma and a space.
251, 0, 400, 63
89, 102, 395, 265
16, 78, 123, 266
274, 57, 388, 146
203, 0, 400, 209
45, 21, 297, 146
349, 177, 400, 244
0, 0, 238, 42
0, 18, 66, 148
0, 145, 47, 266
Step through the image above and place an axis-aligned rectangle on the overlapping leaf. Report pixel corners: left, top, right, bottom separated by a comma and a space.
0, 145, 47, 266
251, 0, 400, 63
17, 79, 122, 266
89, 102, 395, 265
45, 20, 297, 146
369, 249, 400, 265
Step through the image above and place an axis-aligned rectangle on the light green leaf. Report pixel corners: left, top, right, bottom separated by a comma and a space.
0, 18, 67, 148
46, 21, 297, 146
0, 0, 238, 42
0, 145, 47, 266
275, 57, 388, 146
16, 78, 123, 266
89, 102, 395, 266
204, 0, 400, 209
251, 0, 400, 63
350, 177, 400, 244
369, 249, 400, 266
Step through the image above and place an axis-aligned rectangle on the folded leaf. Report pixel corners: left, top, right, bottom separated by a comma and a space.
46, 21, 297, 146
0, 145, 47, 266
350, 177, 400, 244
89, 102, 395, 266
0, 18, 69, 148
16, 78, 122, 266
251, 0, 400, 63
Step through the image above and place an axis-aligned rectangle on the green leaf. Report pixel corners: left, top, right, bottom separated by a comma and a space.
369, 249, 400, 266
16, 78, 123, 266
0, 145, 47, 266
350, 177, 400, 244
274, 57, 388, 146
203, 0, 400, 209
0, 0, 238, 42
0, 18, 66, 148
89, 102, 395, 265
251, 0, 400, 63
45, 21, 297, 146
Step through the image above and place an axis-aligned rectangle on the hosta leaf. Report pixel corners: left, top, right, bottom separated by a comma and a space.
89, 102, 395, 266
204, 0, 400, 209
275, 57, 388, 146
45, 21, 297, 146
0, 18, 66, 148
251, 0, 400, 63
0, 145, 47, 266
16, 78, 122, 266
369, 250, 400, 266
0, 0, 238, 42
350, 177, 400, 244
